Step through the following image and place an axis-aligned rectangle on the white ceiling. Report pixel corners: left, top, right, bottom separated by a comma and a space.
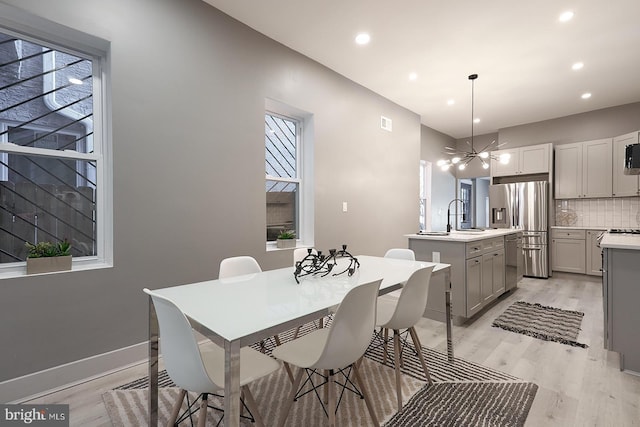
202, 0, 640, 139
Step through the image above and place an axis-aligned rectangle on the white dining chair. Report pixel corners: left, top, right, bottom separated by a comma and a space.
384, 248, 416, 261
143, 288, 280, 427
219, 255, 294, 381
293, 247, 317, 264
375, 265, 435, 411
272, 279, 382, 427
219, 255, 262, 279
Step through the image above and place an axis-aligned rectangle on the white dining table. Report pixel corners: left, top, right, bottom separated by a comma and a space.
147, 255, 453, 427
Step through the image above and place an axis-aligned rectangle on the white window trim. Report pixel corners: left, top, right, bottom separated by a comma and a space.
265, 99, 314, 251
0, 8, 113, 278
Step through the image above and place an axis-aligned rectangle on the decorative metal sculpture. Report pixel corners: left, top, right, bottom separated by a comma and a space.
294, 244, 360, 284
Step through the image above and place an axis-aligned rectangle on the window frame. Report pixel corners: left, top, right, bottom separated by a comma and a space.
264, 99, 314, 250
0, 15, 112, 278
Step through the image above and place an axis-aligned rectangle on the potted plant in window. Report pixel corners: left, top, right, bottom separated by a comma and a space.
25, 239, 72, 274
276, 229, 296, 249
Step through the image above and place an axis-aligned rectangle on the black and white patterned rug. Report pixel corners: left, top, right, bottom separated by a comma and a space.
492, 301, 588, 348
107, 322, 538, 426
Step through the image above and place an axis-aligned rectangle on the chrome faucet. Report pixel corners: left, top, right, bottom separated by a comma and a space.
446, 198, 466, 232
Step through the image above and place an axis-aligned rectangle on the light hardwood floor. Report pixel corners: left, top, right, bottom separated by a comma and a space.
24, 273, 640, 426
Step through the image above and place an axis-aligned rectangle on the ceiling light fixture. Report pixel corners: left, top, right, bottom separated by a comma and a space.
447, 99, 455, 106
355, 33, 370, 45
559, 11, 574, 22
409, 72, 418, 81
581, 92, 592, 99
572, 62, 584, 70
437, 74, 509, 171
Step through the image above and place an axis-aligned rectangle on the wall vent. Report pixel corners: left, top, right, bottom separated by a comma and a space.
380, 116, 392, 132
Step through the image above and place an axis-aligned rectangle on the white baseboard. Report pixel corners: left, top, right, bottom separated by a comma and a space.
0, 341, 149, 403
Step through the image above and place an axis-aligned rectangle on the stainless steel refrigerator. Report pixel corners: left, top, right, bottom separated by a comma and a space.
489, 181, 548, 278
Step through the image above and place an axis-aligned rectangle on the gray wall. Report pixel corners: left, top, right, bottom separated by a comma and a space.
499, 102, 640, 147
420, 125, 456, 231
0, 0, 420, 382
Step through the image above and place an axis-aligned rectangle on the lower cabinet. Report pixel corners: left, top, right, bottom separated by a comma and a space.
586, 230, 604, 276
551, 228, 604, 276
467, 241, 505, 317
409, 235, 507, 319
551, 229, 586, 274
466, 256, 482, 315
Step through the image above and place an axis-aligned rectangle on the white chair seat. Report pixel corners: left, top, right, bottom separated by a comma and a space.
143, 288, 280, 426
272, 328, 330, 369
271, 279, 382, 426
202, 345, 281, 388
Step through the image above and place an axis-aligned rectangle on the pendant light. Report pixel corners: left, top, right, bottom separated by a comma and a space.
437, 74, 510, 171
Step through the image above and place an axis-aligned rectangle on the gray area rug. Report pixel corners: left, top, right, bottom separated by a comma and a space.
492, 301, 588, 348
105, 323, 538, 426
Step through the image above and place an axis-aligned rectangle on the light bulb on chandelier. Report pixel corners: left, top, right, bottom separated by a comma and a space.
437, 74, 509, 172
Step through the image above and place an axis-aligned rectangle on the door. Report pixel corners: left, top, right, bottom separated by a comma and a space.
466, 257, 482, 316
554, 143, 582, 199
460, 182, 472, 229
519, 181, 548, 231
583, 139, 612, 198
492, 250, 505, 295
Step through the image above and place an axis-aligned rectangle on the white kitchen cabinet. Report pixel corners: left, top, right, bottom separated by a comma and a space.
409, 235, 507, 319
491, 143, 551, 177
466, 256, 482, 316
586, 230, 604, 276
554, 138, 612, 199
612, 131, 640, 197
551, 228, 586, 274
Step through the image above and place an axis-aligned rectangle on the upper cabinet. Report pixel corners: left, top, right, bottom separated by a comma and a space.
554, 139, 613, 199
612, 131, 640, 197
491, 143, 551, 177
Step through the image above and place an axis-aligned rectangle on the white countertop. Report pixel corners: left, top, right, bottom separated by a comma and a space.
551, 225, 607, 230
600, 233, 640, 250
406, 228, 521, 243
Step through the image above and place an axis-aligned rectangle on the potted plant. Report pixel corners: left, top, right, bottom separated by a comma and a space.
25, 239, 72, 274
276, 229, 296, 249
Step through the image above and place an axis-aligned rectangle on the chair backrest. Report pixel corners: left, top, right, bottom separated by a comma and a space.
383, 266, 435, 330
219, 256, 262, 279
312, 279, 382, 370
384, 248, 416, 261
293, 247, 317, 264
143, 288, 217, 393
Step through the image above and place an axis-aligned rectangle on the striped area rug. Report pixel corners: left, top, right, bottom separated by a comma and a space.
492, 301, 588, 348
104, 322, 538, 426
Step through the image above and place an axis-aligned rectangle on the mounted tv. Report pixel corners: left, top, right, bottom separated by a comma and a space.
624, 143, 640, 175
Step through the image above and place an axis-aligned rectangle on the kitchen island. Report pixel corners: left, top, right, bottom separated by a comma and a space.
600, 232, 640, 375
408, 229, 522, 321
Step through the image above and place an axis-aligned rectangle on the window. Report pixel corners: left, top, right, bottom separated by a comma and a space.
0, 25, 109, 272
265, 112, 301, 243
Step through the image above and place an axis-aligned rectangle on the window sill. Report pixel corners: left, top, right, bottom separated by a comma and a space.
266, 241, 313, 252
0, 257, 112, 279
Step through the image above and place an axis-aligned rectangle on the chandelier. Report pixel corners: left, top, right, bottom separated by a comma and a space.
437, 74, 510, 171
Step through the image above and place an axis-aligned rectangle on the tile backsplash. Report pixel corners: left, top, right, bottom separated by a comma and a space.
555, 197, 640, 228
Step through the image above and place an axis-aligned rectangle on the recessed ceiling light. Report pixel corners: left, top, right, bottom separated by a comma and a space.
447, 99, 455, 106
559, 11, 574, 22
68, 77, 83, 85
581, 92, 592, 99
473, 118, 480, 124
355, 33, 370, 45
572, 62, 584, 70
409, 72, 418, 81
